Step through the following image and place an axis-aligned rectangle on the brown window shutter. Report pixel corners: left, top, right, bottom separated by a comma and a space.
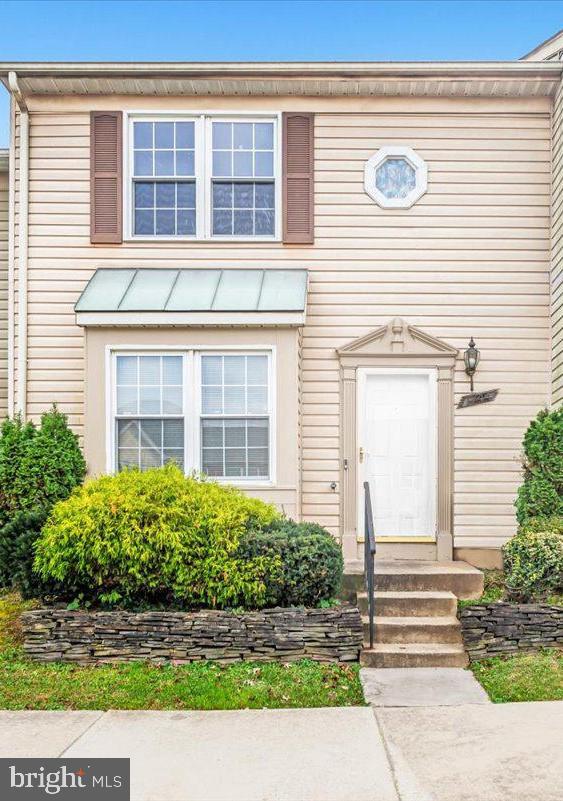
90, 111, 123, 244
282, 112, 314, 244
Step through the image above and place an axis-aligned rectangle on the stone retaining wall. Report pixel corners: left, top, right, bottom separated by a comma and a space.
460, 603, 563, 661
21, 605, 363, 665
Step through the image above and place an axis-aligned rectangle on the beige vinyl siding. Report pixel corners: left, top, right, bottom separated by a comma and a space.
552, 81, 563, 405
0, 171, 8, 418
17, 95, 552, 552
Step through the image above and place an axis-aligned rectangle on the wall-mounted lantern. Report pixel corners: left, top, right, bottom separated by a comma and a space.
463, 337, 480, 392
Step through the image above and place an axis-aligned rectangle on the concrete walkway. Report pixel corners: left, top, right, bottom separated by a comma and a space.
361, 667, 490, 707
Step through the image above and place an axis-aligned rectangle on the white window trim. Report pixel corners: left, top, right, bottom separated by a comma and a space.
123, 111, 282, 242
106, 344, 277, 487
363, 145, 428, 209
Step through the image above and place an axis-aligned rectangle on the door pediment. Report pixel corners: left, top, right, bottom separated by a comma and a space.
337, 317, 458, 361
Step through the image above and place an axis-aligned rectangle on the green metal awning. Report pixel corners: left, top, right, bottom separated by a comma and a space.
75, 268, 308, 327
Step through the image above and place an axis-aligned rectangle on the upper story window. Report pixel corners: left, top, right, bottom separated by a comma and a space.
133, 121, 196, 237
127, 115, 279, 240
211, 121, 275, 237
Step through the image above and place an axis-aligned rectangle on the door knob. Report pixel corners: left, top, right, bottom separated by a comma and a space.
359, 446, 365, 463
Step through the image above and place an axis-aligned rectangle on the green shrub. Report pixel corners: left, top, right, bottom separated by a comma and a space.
12, 407, 86, 515
0, 509, 54, 598
522, 407, 563, 485
516, 476, 563, 524
0, 407, 85, 523
34, 465, 281, 609
0, 407, 85, 594
516, 408, 563, 524
239, 519, 343, 607
0, 416, 36, 527
520, 516, 563, 536
503, 522, 563, 602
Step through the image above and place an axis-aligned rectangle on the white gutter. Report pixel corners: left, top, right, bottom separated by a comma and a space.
8, 71, 28, 418
6, 95, 15, 415
0, 60, 561, 78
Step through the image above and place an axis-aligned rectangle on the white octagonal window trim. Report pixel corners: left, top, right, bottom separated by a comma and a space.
364, 146, 428, 209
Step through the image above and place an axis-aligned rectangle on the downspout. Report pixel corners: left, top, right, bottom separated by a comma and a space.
7, 93, 15, 415
8, 71, 29, 418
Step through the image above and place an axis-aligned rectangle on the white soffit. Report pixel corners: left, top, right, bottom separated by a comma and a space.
0, 61, 561, 98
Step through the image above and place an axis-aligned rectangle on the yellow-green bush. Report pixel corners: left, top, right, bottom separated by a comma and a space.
34, 465, 281, 609
503, 518, 563, 602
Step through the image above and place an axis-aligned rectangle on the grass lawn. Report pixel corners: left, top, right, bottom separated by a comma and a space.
0, 592, 365, 711
470, 649, 563, 703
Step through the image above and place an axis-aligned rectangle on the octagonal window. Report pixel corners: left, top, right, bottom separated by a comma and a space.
364, 146, 428, 209
375, 157, 416, 200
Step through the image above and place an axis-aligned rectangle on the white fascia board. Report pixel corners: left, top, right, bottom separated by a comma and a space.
76, 311, 306, 327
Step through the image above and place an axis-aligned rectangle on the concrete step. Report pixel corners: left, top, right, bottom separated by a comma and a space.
361, 643, 469, 668
357, 590, 457, 617
365, 616, 462, 644
345, 560, 483, 600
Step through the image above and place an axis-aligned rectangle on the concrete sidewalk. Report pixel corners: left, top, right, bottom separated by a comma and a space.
0, 699, 561, 801
376, 701, 563, 801
0, 707, 398, 801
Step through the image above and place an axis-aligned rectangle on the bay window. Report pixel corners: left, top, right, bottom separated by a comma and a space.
112, 350, 273, 481
128, 114, 279, 239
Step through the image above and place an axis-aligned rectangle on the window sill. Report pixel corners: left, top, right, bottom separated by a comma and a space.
211, 478, 276, 489
125, 236, 282, 244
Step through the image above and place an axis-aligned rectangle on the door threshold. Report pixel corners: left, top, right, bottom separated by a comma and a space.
375, 536, 437, 543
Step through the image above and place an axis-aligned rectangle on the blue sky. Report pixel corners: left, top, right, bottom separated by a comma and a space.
0, 0, 562, 145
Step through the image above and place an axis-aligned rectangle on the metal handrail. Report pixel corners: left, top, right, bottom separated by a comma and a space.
363, 481, 376, 648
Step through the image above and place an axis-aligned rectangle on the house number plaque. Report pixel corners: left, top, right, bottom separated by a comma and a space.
457, 389, 499, 409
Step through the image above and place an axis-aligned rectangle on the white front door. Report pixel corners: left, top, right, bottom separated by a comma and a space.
359, 369, 437, 539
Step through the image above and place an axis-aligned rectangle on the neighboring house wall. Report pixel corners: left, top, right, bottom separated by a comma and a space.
12, 93, 552, 555
0, 165, 8, 418
553, 80, 563, 405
